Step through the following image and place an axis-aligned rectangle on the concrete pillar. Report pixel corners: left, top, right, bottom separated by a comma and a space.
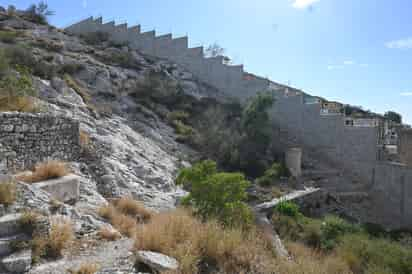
286, 147, 302, 177
399, 129, 412, 168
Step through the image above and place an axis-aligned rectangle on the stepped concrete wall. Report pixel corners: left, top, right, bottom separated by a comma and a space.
65, 17, 270, 103
66, 17, 412, 229
0, 112, 80, 173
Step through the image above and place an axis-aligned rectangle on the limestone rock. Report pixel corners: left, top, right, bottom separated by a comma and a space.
135, 251, 179, 272
1, 249, 32, 273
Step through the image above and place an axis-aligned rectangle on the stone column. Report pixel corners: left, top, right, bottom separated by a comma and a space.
285, 147, 302, 177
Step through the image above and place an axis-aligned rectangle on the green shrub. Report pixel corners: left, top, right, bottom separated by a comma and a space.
59, 63, 85, 75
272, 213, 302, 241
338, 233, 412, 274
0, 30, 20, 43
5, 46, 36, 69
32, 38, 64, 52
256, 162, 290, 186
320, 216, 360, 250
276, 200, 300, 218
0, 67, 36, 102
24, 2, 54, 25
172, 120, 194, 137
102, 50, 141, 70
176, 160, 252, 227
167, 110, 190, 123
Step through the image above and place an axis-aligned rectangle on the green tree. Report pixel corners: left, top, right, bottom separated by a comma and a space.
384, 111, 402, 124
25, 1, 55, 25
241, 91, 275, 142
239, 91, 275, 176
176, 160, 252, 227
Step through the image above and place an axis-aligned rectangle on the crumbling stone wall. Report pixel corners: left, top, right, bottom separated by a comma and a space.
0, 112, 80, 172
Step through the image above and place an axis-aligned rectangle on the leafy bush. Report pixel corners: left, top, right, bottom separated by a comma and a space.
0, 180, 16, 206
33, 38, 64, 52
256, 162, 290, 186
176, 160, 252, 227
320, 216, 360, 250
24, 1, 54, 25
172, 119, 195, 138
0, 66, 41, 112
276, 200, 300, 218
59, 63, 85, 75
338, 233, 412, 274
0, 67, 36, 97
0, 30, 20, 43
105, 50, 141, 69
167, 110, 190, 122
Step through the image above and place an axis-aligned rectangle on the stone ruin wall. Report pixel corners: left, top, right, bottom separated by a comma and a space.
0, 112, 80, 173
66, 17, 412, 229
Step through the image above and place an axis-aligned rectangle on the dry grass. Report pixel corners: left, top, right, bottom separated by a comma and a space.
134, 209, 275, 274
134, 210, 354, 274
79, 130, 90, 148
67, 262, 100, 274
274, 242, 353, 274
17, 160, 70, 183
113, 197, 153, 222
0, 96, 41, 113
19, 211, 40, 236
0, 180, 16, 206
98, 226, 121, 241
32, 217, 74, 262
98, 197, 153, 238
98, 204, 138, 238
64, 74, 92, 103
47, 217, 75, 258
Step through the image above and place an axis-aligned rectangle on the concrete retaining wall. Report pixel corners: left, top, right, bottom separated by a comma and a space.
65, 17, 270, 103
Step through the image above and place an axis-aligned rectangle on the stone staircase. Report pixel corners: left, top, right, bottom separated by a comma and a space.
0, 213, 31, 274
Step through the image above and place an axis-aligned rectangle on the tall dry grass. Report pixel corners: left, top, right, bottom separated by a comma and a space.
0, 179, 16, 206
98, 197, 153, 238
134, 209, 354, 274
16, 160, 70, 183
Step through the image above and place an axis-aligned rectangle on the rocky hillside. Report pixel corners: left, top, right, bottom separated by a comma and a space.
0, 6, 229, 273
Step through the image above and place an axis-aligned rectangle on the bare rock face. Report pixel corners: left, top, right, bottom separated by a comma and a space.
1, 249, 32, 273
135, 251, 179, 272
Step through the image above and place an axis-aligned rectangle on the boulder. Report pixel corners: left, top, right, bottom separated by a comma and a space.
1, 250, 32, 273
135, 251, 179, 272
33, 175, 80, 203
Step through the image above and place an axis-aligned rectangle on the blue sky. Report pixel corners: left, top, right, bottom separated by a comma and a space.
2, 0, 412, 124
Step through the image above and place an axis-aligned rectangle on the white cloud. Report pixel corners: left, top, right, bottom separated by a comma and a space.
82, 0, 87, 8
400, 92, 412, 96
343, 60, 355, 65
291, 0, 320, 9
385, 37, 412, 49
327, 65, 343, 70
